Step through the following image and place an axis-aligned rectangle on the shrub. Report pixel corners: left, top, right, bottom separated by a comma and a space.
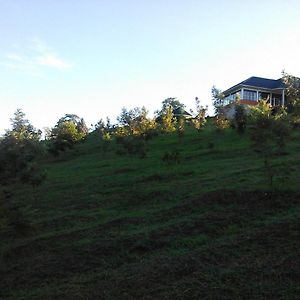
214, 115, 230, 130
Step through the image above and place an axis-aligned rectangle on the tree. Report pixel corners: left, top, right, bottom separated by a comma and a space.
156, 97, 186, 117
115, 107, 157, 158
132, 107, 157, 138
49, 114, 88, 155
117, 107, 137, 127
56, 114, 89, 136
211, 86, 225, 114
6, 109, 41, 141
76, 118, 89, 136
191, 97, 207, 131
0, 109, 44, 186
0, 110, 45, 237
249, 100, 292, 188
116, 106, 157, 138
95, 118, 105, 132
214, 115, 230, 131
211, 86, 230, 131
161, 105, 177, 133
282, 71, 300, 119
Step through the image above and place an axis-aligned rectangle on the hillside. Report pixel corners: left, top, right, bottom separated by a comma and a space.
1, 125, 300, 299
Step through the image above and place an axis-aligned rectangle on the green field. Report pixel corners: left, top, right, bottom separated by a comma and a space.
1, 124, 300, 299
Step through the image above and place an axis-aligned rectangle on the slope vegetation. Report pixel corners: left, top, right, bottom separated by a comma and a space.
1, 125, 300, 299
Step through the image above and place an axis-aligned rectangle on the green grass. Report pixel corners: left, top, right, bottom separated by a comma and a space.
1, 124, 300, 299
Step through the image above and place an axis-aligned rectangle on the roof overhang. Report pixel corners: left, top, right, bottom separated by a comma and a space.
223, 84, 284, 96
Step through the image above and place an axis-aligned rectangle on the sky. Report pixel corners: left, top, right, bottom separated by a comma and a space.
1, 0, 300, 133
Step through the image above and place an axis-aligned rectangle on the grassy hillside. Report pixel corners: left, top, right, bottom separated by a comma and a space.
1, 124, 300, 299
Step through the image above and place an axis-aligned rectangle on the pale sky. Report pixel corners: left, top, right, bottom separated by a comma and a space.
1, 0, 300, 133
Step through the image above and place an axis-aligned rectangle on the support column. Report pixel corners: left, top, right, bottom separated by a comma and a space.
256, 90, 259, 102
282, 89, 285, 106
241, 88, 244, 100
270, 92, 273, 106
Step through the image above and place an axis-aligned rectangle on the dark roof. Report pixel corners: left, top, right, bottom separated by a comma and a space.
223, 76, 285, 95
240, 76, 284, 89
173, 107, 192, 117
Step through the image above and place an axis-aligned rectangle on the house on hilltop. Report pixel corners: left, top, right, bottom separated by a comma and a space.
222, 76, 287, 118
223, 76, 286, 107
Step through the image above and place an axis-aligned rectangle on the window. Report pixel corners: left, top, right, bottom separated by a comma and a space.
259, 92, 270, 101
243, 90, 257, 101
224, 90, 241, 105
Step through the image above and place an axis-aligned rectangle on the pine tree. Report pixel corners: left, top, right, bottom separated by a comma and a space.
0, 109, 44, 185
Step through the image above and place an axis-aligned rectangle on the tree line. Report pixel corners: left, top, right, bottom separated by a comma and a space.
1, 72, 300, 185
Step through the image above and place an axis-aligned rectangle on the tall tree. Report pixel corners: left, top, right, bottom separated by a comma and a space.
0, 109, 44, 185
161, 106, 177, 133
249, 100, 291, 187
6, 109, 41, 141
191, 97, 207, 131
157, 98, 185, 116
0, 110, 44, 237
49, 114, 88, 155
211, 86, 225, 114
281, 71, 300, 114
116, 106, 156, 137
117, 107, 141, 128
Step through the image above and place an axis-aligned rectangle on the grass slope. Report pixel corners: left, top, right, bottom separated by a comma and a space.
1, 125, 300, 299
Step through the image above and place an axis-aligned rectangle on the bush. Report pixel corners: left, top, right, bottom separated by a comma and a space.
214, 115, 230, 130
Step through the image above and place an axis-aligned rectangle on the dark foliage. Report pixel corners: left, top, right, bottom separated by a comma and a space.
116, 135, 147, 158
0, 110, 45, 186
157, 97, 186, 117
234, 104, 247, 134
48, 114, 88, 155
249, 101, 292, 187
